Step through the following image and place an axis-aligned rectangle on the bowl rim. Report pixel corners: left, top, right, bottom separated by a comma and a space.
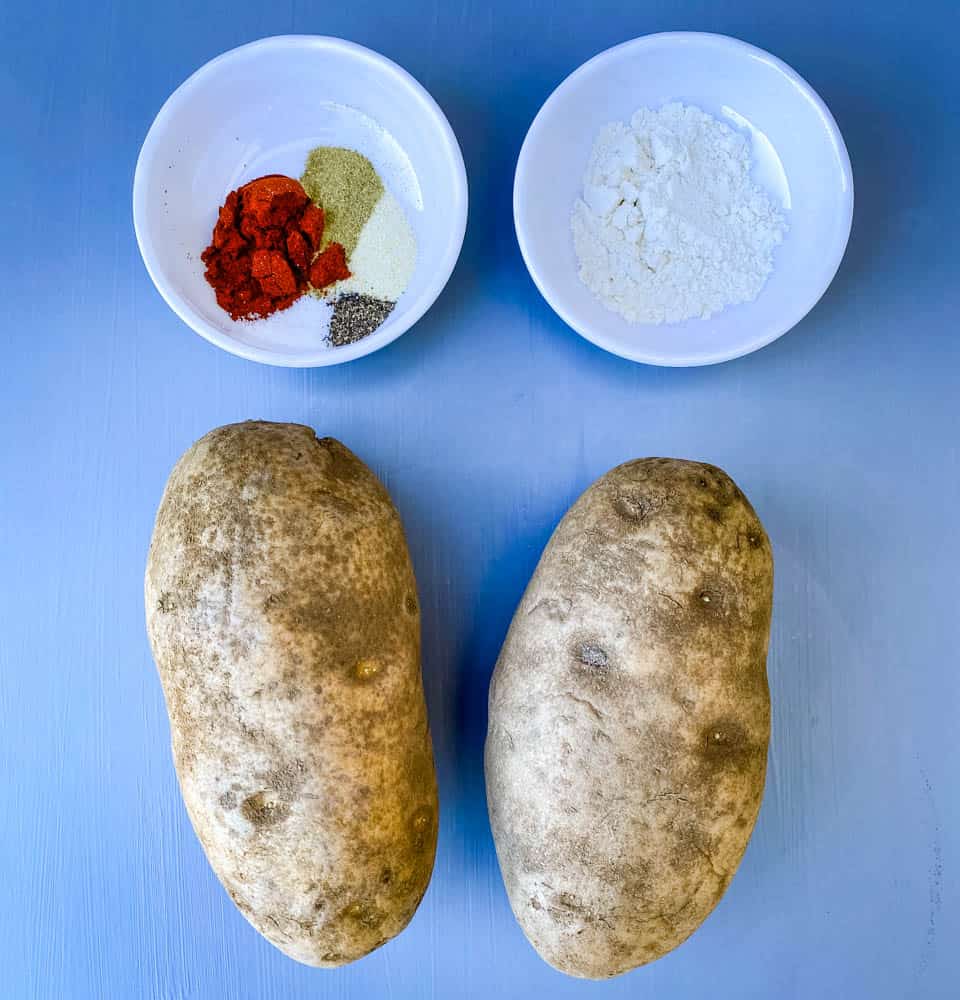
513, 31, 854, 367
133, 34, 468, 367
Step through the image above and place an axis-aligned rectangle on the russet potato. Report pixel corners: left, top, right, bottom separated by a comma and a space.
485, 458, 773, 978
145, 421, 437, 966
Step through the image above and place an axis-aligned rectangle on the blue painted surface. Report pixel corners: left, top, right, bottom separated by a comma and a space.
1, 1, 958, 997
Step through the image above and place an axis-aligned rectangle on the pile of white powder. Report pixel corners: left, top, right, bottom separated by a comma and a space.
571, 102, 786, 324
337, 189, 417, 302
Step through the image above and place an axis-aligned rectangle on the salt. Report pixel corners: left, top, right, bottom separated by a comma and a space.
337, 190, 416, 303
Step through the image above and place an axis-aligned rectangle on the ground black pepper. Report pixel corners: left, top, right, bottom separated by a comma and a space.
328, 294, 396, 347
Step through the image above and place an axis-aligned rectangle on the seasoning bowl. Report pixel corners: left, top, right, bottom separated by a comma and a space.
134, 36, 467, 366
514, 32, 853, 366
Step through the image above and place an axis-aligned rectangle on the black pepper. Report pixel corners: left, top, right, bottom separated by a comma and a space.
328, 294, 396, 347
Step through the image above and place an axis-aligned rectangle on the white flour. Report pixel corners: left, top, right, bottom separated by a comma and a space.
571, 103, 786, 324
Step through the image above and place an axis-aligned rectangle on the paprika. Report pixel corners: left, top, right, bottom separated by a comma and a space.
201, 175, 348, 321
309, 243, 352, 290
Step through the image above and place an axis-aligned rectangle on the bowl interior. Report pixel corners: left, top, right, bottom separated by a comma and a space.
134, 37, 466, 365
515, 33, 853, 365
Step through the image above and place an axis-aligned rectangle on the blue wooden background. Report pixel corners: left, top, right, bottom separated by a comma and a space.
2, 1, 958, 997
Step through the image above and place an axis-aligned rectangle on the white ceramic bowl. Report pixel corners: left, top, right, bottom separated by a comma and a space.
514, 32, 853, 366
134, 36, 467, 366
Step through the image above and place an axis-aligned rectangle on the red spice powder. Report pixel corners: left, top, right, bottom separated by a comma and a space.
201, 175, 348, 321
309, 243, 351, 290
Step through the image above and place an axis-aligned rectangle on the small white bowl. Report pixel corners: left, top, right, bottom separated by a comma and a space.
514, 32, 853, 366
134, 36, 467, 367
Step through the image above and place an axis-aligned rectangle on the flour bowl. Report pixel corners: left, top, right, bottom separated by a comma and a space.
514, 32, 853, 366
134, 36, 467, 366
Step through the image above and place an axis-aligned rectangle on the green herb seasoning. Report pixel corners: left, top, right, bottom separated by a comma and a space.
328, 294, 395, 347
301, 147, 383, 256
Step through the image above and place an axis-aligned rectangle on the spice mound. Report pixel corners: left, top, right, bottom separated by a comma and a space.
571, 102, 786, 325
301, 146, 383, 256
201, 175, 349, 321
200, 145, 417, 349
329, 294, 396, 347
301, 146, 417, 345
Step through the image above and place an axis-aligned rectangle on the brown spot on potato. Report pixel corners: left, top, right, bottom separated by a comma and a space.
692, 580, 733, 621
157, 593, 176, 613
575, 642, 608, 669
263, 593, 283, 611
218, 791, 237, 810
341, 901, 383, 929
240, 791, 291, 828
613, 493, 660, 523
698, 719, 758, 774
404, 593, 418, 615
354, 658, 382, 682
411, 806, 434, 850
259, 759, 306, 798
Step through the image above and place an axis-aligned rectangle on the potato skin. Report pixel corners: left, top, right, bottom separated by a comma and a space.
145, 421, 437, 966
485, 458, 773, 979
